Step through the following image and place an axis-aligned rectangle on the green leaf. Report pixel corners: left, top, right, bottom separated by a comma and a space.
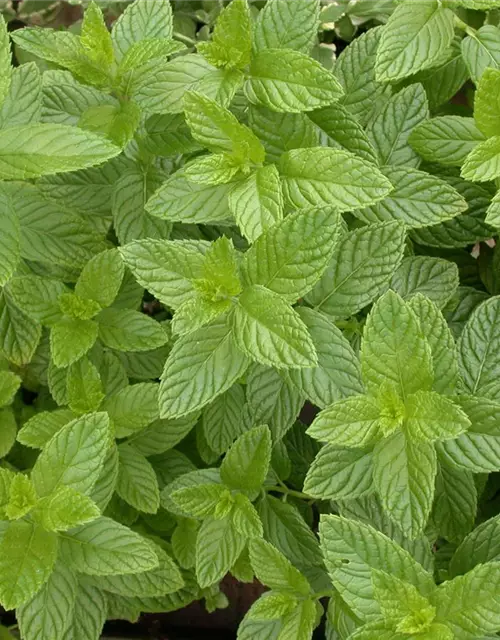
116, 445, 160, 514
198, 0, 251, 70
17, 409, 75, 450
373, 431, 437, 538
404, 391, 470, 442
304, 445, 373, 500
195, 516, 246, 588
433, 464, 477, 545
143, 113, 199, 157
7, 276, 66, 326
67, 356, 104, 415
146, 168, 237, 224
50, 318, 98, 368
249, 538, 310, 596
438, 432, 500, 474
334, 27, 391, 126
279, 147, 392, 211
247, 591, 297, 621
0, 408, 16, 458
171, 483, 230, 519
287, 308, 363, 409
232, 493, 263, 539
233, 285, 317, 370
375, 1, 455, 82
361, 290, 433, 398
461, 136, 500, 182
0, 188, 20, 287
245, 49, 343, 113
319, 515, 434, 621
474, 68, 500, 139
355, 166, 467, 228
407, 294, 458, 395
390, 256, 459, 309
433, 562, 500, 638
118, 38, 184, 74
5, 474, 37, 520
59, 516, 158, 576
305, 221, 405, 319
0, 370, 20, 407
458, 296, 500, 396
461, 25, 500, 84
103, 382, 159, 438
97, 308, 168, 352
0, 520, 58, 611
409, 116, 485, 167
81, 1, 114, 68
0, 15, 11, 108
366, 83, 429, 168
202, 385, 246, 456
450, 514, 500, 576
75, 249, 124, 309
66, 578, 107, 640
252, 0, 319, 55
0, 63, 41, 129
221, 425, 272, 493
17, 562, 77, 640
34, 486, 100, 532
228, 165, 283, 243
307, 394, 381, 448
31, 412, 110, 498
0, 290, 41, 366
0, 123, 120, 179
159, 316, 249, 419
184, 153, 241, 186
184, 91, 264, 164
112, 0, 172, 63
486, 190, 500, 228
89, 444, 119, 513
129, 413, 199, 457
241, 206, 339, 302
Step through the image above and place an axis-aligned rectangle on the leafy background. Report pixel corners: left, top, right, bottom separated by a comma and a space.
1, 0, 500, 639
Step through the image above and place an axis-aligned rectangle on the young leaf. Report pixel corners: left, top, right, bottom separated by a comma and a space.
67, 356, 104, 415
221, 425, 272, 493
252, 0, 319, 55
195, 516, 246, 588
81, 1, 114, 68
50, 318, 98, 368
241, 205, 340, 301
75, 248, 124, 308
249, 538, 310, 596
404, 391, 470, 443
232, 285, 317, 370
245, 49, 343, 113
375, 1, 455, 82
34, 486, 100, 532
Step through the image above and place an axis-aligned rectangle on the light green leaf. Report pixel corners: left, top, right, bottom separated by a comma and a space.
233, 285, 317, 370
17, 562, 77, 640
59, 516, 158, 576
75, 248, 124, 308
374, 431, 437, 539
334, 27, 391, 126
65, 578, 107, 640
433, 562, 500, 638
0, 63, 41, 129
0, 123, 120, 179
0, 290, 41, 366
159, 316, 249, 419
116, 445, 160, 514
31, 412, 110, 498
279, 147, 392, 211
486, 190, 500, 228
0, 408, 16, 458
0, 188, 20, 287
232, 493, 263, 539
228, 165, 283, 243
5, 474, 37, 521
111, 0, 172, 62
7, 276, 66, 326
461, 25, 500, 84
34, 486, 100, 532
221, 425, 272, 493
474, 68, 500, 139
104, 382, 159, 438
81, 1, 113, 68
409, 116, 485, 167
433, 464, 477, 545
242, 206, 339, 301
202, 384, 246, 455
390, 256, 459, 309
405, 391, 470, 443
450, 514, 500, 576
195, 516, 246, 588
304, 445, 373, 500
287, 308, 363, 409
0, 15, 11, 108
375, 1, 455, 82
249, 537, 310, 596
0, 370, 20, 407
0, 520, 58, 611
89, 444, 119, 512
50, 318, 98, 368
17, 409, 75, 450
184, 153, 241, 185
171, 483, 230, 519
407, 295, 458, 396
118, 38, 184, 74
438, 432, 500, 473
67, 356, 104, 415
355, 166, 467, 228
461, 136, 500, 182
252, 0, 319, 55
247, 591, 297, 621
366, 84, 429, 168
306, 221, 405, 320
97, 308, 168, 352
245, 49, 343, 113
319, 514, 434, 620
197, 0, 251, 70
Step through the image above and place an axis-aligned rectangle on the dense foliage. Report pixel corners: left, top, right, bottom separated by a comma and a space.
1, 0, 500, 638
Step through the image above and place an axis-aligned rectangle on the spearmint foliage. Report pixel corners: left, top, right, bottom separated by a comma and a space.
0, 0, 500, 638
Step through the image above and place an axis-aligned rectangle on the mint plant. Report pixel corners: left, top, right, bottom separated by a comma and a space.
0, 0, 500, 638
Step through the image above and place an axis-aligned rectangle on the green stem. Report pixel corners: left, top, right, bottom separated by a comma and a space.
266, 485, 314, 501
313, 589, 335, 600
453, 14, 478, 38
